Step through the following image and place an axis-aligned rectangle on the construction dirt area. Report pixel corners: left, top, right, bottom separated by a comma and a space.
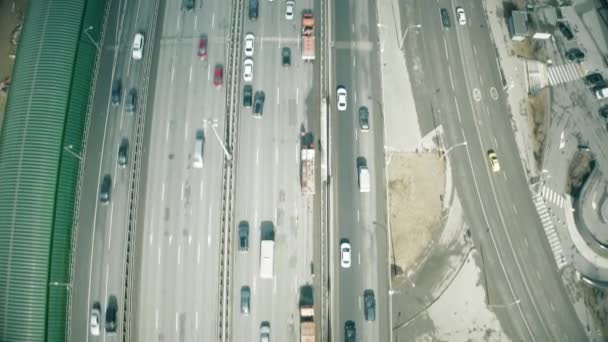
0, 0, 26, 130
388, 152, 445, 277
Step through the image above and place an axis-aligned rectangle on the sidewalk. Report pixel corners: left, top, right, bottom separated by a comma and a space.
483, 0, 539, 180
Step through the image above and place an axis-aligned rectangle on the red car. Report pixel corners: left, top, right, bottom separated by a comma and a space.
198, 36, 207, 60
213, 64, 223, 88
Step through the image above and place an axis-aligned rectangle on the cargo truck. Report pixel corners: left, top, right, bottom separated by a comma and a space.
301, 13, 315, 61
358, 165, 370, 193
299, 285, 315, 342
260, 239, 274, 279
300, 130, 315, 194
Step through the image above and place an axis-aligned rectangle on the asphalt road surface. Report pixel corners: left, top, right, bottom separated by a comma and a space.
393, 0, 587, 341
230, 0, 318, 341
331, 0, 390, 341
70, 0, 156, 340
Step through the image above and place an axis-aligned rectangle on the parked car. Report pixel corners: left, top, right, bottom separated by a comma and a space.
105, 295, 118, 334
253, 91, 265, 118
340, 239, 351, 268
241, 286, 251, 314
111, 79, 121, 106
244, 33, 255, 57
243, 58, 254, 82
595, 86, 608, 100
585, 73, 603, 87
243, 85, 253, 107
282, 47, 291, 66
455, 7, 466, 25
239, 221, 249, 251
213, 64, 223, 88
565, 48, 585, 62
198, 35, 207, 60
132, 33, 144, 60
124, 88, 136, 113
358, 106, 369, 131
336, 86, 347, 111
363, 289, 376, 321
599, 105, 608, 118
557, 21, 574, 40
99, 174, 112, 203
90, 302, 101, 336
440, 8, 451, 27
118, 138, 128, 167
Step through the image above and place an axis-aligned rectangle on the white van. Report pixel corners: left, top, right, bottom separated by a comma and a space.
358, 166, 370, 193
595, 86, 608, 100
193, 130, 204, 168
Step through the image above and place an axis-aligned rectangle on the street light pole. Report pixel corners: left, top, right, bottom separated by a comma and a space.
399, 24, 421, 49
84, 26, 101, 53
440, 141, 467, 160
64, 145, 82, 161
203, 119, 232, 161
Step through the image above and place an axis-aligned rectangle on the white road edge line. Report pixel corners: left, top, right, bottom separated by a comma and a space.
443, 36, 449, 60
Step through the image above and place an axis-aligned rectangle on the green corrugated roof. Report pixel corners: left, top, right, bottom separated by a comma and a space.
0, 0, 108, 341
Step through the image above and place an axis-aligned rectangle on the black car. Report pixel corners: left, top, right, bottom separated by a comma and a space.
344, 320, 356, 342
557, 22, 574, 40
118, 138, 128, 167
105, 295, 118, 334
585, 73, 603, 86
358, 106, 369, 131
182, 0, 194, 11
99, 174, 112, 203
565, 48, 585, 62
249, 0, 258, 20
599, 105, 608, 118
240, 286, 250, 315
363, 289, 376, 321
239, 221, 249, 252
253, 91, 265, 118
282, 47, 291, 66
440, 8, 451, 27
125, 88, 136, 113
243, 85, 253, 107
111, 79, 121, 106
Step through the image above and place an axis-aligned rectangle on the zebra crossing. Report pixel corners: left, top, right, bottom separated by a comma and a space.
533, 193, 567, 269
547, 63, 584, 86
541, 185, 565, 208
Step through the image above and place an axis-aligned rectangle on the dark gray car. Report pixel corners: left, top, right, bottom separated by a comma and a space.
125, 88, 136, 113
99, 174, 112, 203
282, 47, 291, 66
363, 289, 376, 321
105, 295, 118, 334
111, 79, 121, 106
358, 106, 369, 131
440, 8, 450, 27
239, 221, 249, 252
118, 138, 128, 167
344, 320, 356, 342
241, 286, 250, 315
243, 85, 253, 107
253, 91, 265, 118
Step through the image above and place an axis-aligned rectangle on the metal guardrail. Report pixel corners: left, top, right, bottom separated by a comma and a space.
121, 0, 162, 340
65, 1, 112, 339
217, 0, 245, 340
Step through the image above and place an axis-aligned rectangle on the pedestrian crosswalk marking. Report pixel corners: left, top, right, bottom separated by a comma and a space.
532, 193, 567, 269
541, 185, 565, 208
547, 63, 584, 86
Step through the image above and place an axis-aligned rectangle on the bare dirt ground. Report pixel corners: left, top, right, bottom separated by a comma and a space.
528, 88, 550, 169
566, 150, 594, 197
0, 0, 27, 129
388, 152, 445, 276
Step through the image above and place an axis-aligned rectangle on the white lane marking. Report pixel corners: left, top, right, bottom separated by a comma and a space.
550, 302, 555, 311
275, 146, 279, 166
256, 148, 260, 165
358, 253, 361, 265
189, 66, 193, 84
536, 271, 541, 280
185, 121, 189, 143
181, 182, 185, 200
296, 88, 299, 105
171, 66, 175, 82
454, 98, 462, 124
357, 210, 360, 222
108, 203, 114, 250
177, 245, 181, 265
353, 57, 356, 67
194, 16, 198, 30
354, 91, 357, 104
188, 234, 192, 245
513, 204, 518, 214
155, 309, 159, 329
295, 143, 299, 166
212, 13, 215, 29
200, 181, 204, 200
274, 277, 277, 293
197, 243, 201, 264
359, 296, 362, 310
207, 64, 211, 80
169, 234, 173, 245
443, 36, 449, 60
196, 311, 199, 330
524, 237, 528, 248
503, 172, 507, 181
448, 66, 455, 90
355, 128, 358, 141
208, 233, 211, 246
158, 246, 161, 265
277, 87, 280, 105
176, 13, 181, 30
149, 232, 153, 246
175, 312, 179, 332
352, 24, 355, 33
473, 45, 477, 56
161, 183, 165, 201
165, 124, 170, 142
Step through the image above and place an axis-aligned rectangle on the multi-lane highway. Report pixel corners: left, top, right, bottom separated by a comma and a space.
330, 0, 390, 341
393, 0, 587, 340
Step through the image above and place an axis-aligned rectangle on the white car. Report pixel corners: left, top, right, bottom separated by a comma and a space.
337, 86, 347, 111
90, 306, 101, 336
132, 33, 144, 60
244, 33, 255, 57
340, 241, 351, 268
243, 58, 254, 82
456, 7, 466, 25
285, 0, 295, 20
